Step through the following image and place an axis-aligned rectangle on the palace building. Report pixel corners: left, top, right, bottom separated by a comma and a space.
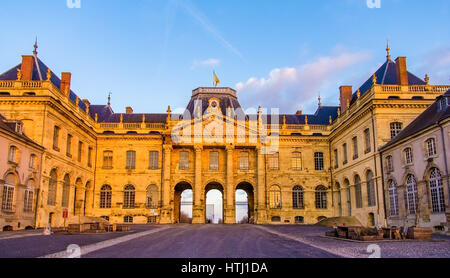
0, 44, 449, 230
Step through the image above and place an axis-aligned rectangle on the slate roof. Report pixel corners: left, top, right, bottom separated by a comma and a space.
381, 90, 450, 150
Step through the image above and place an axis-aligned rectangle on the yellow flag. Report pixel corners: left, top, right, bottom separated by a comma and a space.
214, 71, 220, 86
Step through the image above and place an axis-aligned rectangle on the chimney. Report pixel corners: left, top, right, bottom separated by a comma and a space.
126, 106, 133, 114
296, 110, 302, 115
339, 86, 353, 113
395, 57, 408, 85
21, 55, 35, 80
60, 72, 72, 96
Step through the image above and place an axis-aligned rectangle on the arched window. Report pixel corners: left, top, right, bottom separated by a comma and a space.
100, 185, 112, 208
124, 215, 133, 223
366, 170, 376, 207
8, 146, 17, 163
429, 168, 445, 213
404, 148, 413, 164
271, 216, 281, 222
390, 122, 403, 139
269, 185, 281, 209
406, 174, 418, 215
62, 174, 70, 208
47, 169, 57, 206
354, 175, 363, 208
123, 185, 135, 208
291, 152, 302, 170
344, 179, 351, 216
294, 216, 304, 224
426, 138, 436, 157
146, 185, 159, 209
292, 186, 304, 209
24, 180, 34, 213
388, 180, 399, 216
1, 174, 15, 211
315, 185, 327, 209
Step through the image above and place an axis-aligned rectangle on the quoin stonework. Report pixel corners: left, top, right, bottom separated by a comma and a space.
1, 44, 450, 231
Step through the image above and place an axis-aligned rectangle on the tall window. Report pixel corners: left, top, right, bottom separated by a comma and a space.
291, 152, 302, 170
8, 146, 17, 163
390, 122, 403, 139
343, 143, 348, 164
269, 185, 281, 209
366, 170, 376, 207
66, 134, 72, 157
62, 174, 70, 208
239, 151, 249, 170
53, 126, 60, 151
47, 169, 57, 206
88, 147, 93, 167
77, 141, 83, 163
404, 148, 413, 164
386, 155, 393, 172
354, 175, 363, 208
146, 185, 158, 208
364, 128, 371, 153
333, 149, 338, 168
103, 151, 113, 168
123, 185, 135, 208
179, 151, 189, 170
314, 152, 324, 170
352, 136, 358, 159
29, 154, 36, 169
149, 151, 159, 169
315, 185, 327, 209
100, 185, 112, 208
209, 151, 219, 170
24, 180, 34, 213
406, 174, 418, 215
126, 150, 136, 169
345, 179, 351, 216
268, 152, 279, 170
1, 174, 15, 211
292, 186, 304, 209
388, 180, 399, 216
426, 138, 437, 157
429, 168, 445, 213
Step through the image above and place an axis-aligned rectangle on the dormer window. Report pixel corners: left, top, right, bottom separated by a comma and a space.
14, 122, 23, 134
439, 97, 447, 111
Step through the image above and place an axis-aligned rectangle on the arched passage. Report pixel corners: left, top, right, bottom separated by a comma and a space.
174, 182, 193, 223
204, 182, 224, 224
235, 182, 254, 224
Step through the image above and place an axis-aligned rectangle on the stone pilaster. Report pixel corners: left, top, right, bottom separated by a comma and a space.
192, 145, 205, 224
256, 146, 267, 223
224, 145, 235, 224
160, 144, 173, 224
74, 185, 85, 216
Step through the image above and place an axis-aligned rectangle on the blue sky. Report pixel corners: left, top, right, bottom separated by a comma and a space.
0, 0, 449, 114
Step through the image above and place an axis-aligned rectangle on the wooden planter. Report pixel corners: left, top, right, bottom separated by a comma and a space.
407, 227, 432, 240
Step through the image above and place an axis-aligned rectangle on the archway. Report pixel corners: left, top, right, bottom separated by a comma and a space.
174, 182, 193, 223
235, 182, 254, 224
204, 182, 224, 224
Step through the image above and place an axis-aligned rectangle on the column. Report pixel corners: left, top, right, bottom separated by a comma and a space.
192, 145, 205, 224
224, 145, 235, 224
75, 184, 85, 216
160, 144, 172, 224
256, 146, 267, 224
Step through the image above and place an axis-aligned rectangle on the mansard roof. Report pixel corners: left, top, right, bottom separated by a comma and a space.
381, 90, 450, 150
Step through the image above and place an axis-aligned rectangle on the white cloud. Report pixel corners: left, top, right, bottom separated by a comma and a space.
236, 51, 371, 112
191, 58, 221, 69
417, 47, 450, 84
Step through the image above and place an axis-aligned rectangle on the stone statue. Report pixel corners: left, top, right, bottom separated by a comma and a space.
46, 69, 51, 81
17, 69, 22, 80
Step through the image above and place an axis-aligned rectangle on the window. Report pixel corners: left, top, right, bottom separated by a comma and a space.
124, 215, 133, 223
209, 151, 219, 170
291, 152, 302, 170
24, 181, 34, 213
8, 146, 17, 163
366, 170, 376, 207
62, 174, 70, 208
1, 174, 15, 211
439, 97, 447, 110
88, 147, 93, 167
315, 185, 327, 209
429, 168, 445, 213
426, 138, 436, 157
149, 151, 159, 169
406, 174, 418, 215
388, 180, 399, 216
292, 186, 304, 209
390, 122, 402, 139
333, 149, 338, 168
271, 216, 281, 222
352, 136, 358, 159
126, 150, 136, 169
354, 175, 363, 208
345, 179, 352, 216
239, 151, 249, 170
386, 155, 393, 172
179, 151, 189, 170
123, 185, 135, 208
268, 152, 279, 170
29, 154, 36, 169
53, 126, 60, 151
77, 141, 83, 163
146, 185, 158, 209
314, 152, 324, 170
269, 185, 281, 209
100, 185, 112, 208
66, 134, 72, 157
47, 169, 57, 206
294, 216, 304, 224
404, 148, 413, 164
343, 143, 348, 164
364, 129, 371, 153
103, 151, 113, 168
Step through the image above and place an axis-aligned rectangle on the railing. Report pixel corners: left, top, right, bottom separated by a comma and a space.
100, 123, 119, 129
123, 123, 141, 129
22, 81, 43, 88
380, 85, 450, 93
381, 85, 401, 92
0, 81, 13, 88
146, 123, 165, 129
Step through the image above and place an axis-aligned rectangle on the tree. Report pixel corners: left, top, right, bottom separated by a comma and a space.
179, 212, 192, 224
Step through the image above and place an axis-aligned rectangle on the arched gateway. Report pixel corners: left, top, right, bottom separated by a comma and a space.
174, 182, 193, 223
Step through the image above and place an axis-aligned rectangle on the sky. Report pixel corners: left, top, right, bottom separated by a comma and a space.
1, 0, 449, 115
